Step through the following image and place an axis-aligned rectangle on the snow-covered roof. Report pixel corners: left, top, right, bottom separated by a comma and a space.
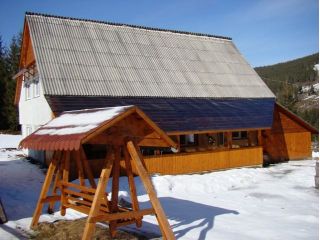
26, 12, 275, 99
19, 106, 177, 151
35, 106, 131, 136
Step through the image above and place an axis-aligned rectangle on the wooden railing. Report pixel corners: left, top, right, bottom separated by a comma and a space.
138, 147, 263, 175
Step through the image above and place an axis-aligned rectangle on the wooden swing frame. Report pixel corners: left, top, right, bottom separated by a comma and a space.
26, 107, 176, 239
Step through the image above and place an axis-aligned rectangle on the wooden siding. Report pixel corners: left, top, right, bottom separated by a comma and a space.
263, 105, 313, 161
122, 147, 262, 175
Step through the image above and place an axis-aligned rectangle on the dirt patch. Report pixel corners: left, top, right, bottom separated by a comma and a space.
29, 218, 149, 240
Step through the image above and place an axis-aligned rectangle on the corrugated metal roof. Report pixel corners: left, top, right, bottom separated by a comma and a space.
26, 13, 275, 99
19, 105, 177, 150
46, 96, 275, 133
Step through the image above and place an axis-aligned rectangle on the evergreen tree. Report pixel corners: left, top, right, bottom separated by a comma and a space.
0, 36, 7, 129
3, 34, 21, 131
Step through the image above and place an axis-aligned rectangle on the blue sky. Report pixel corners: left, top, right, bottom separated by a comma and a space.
0, 0, 318, 67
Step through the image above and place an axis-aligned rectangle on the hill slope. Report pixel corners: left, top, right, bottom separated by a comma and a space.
255, 53, 319, 131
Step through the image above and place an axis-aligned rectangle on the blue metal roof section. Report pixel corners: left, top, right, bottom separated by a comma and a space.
47, 96, 275, 133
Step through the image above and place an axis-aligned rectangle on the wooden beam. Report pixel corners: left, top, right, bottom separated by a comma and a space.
80, 147, 96, 188
75, 150, 85, 187
41, 195, 61, 203
126, 141, 175, 239
30, 152, 58, 228
257, 130, 263, 146
59, 181, 96, 194
60, 151, 70, 216
124, 146, 142, 227
110, 146, 121, 237
47, 151, 63, 214
167, 127, 271, 136
82, 147, 115, 240
89, 208, 154, 223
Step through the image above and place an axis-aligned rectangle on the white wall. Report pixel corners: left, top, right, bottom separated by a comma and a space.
19, 78, 53, 138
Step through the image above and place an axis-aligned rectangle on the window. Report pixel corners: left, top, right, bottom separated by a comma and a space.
25, 83, 31, 100
180, 134, 198, 146
26, 125, 32, 136
232, 131, 247, 140
34, 80, 40, 97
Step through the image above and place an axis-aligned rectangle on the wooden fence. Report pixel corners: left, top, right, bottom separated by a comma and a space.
126, 147, 263, 175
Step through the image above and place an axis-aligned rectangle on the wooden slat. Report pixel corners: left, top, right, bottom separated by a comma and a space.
127, 141, 175, 240
64, 203, 90, 215
60, 181, 96, 194
89, 208, 155, 223
64, 189, 94, 202
41, 195, 61, 203
66, 196, 109, 213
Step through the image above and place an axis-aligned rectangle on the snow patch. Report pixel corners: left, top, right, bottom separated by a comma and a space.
0, 134, 22, 149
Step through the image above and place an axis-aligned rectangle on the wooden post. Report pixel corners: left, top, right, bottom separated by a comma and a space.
31, 152, 58, 228
257, 130, 263, 146
126, 141, 175, 240
225, 132, 232, 149
80, 147, 97, 188
47, 152, 62, 213
82, 148, 115, 240
60, 151, 70, 216
75, 150, 85, 187
124, 146, 142, 227
248, 131, 252, 147
109, 146, 120, 237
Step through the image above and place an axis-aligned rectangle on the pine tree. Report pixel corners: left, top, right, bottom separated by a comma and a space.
0, 36, 7, 129
3, 33, 21, 131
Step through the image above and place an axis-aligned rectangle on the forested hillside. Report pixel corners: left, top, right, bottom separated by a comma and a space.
255, 53, 319, 130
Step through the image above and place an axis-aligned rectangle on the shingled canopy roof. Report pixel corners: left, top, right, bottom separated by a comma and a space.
24, 12, 274, 99
19, 106, 177, 151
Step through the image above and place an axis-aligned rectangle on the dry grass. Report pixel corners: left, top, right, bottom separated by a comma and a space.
30, 218, 149, 240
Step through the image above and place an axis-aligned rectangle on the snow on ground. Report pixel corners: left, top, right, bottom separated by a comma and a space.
0, 134, 318, 239
0, 135, 22, 149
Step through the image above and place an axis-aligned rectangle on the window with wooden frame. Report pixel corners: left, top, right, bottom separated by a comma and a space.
33, 79, 40, 97
232, 131, 248, 140
24, 82, 31, 100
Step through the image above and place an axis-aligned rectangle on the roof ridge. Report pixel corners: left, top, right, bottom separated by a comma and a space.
25, 11, 232, 40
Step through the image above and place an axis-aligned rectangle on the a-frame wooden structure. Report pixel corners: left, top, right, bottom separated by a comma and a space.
20, 106, 177, 239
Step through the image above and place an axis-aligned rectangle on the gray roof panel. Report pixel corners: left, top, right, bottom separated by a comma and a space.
27, 13, 275, 98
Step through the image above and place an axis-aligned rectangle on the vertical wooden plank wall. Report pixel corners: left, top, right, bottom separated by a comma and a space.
263, 106, 313, 161
123, 147, 263, 175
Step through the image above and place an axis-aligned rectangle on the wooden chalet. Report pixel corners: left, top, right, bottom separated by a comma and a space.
15, 12, 317, 176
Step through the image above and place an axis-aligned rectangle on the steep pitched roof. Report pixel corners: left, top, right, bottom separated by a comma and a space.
25, 12, 275, 99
